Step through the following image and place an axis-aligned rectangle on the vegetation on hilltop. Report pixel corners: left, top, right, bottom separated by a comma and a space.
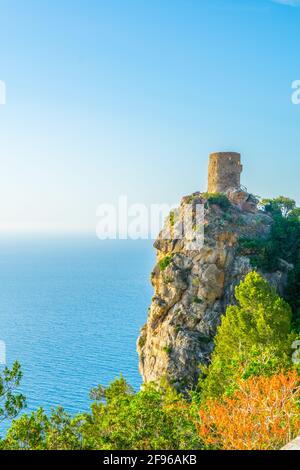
201, 192, 231, 211
1, 196, 300, 450
198, 272, 295, 400
1, 270, 300, 450
239, 196, 300, 329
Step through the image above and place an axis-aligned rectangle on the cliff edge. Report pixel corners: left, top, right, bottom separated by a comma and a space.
137, 161, 291, 391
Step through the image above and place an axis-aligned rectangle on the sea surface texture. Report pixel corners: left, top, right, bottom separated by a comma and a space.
0, 236, 154, 430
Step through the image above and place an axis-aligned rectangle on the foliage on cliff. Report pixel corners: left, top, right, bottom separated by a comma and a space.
1, 271, 299, 450
199, 272, 295, 400
1, 407, 83, 450
239, 196, 300, 329
0, 362, 25, 425
81, 378, 201, 450
1, 377, 202, 450
1, 196, 300, 450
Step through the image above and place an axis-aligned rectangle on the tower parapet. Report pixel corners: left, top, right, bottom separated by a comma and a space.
208, 152, 242, 193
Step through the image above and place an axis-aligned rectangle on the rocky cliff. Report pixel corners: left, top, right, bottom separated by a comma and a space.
137, 188, 290, 391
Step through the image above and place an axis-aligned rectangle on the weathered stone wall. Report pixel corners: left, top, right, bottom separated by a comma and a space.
208, 152, 242, 193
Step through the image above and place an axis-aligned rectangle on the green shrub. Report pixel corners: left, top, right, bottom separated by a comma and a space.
163, 345, 172, 355
2, 408, 82, 450
169, 211, 176, 227
159, 254, 174, 271
202, 193, 231, 211
2, 376, 203, 450
199, 272, 294, 400
0, 362, 25, 425
138, 336, 146, 349
237, 197, 300, 329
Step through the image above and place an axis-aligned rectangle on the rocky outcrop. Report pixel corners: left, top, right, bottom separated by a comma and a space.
137, 189, 290, 391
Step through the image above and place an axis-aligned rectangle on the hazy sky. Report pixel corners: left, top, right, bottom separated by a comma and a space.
0, 0, 299, 233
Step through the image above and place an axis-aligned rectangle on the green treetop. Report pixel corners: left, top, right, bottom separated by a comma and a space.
200, 272, 295, 400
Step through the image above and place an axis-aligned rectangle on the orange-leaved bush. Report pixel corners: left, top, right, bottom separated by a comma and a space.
198, 370, 300, 450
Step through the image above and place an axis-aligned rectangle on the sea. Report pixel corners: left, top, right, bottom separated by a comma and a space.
0, 236, 154, 435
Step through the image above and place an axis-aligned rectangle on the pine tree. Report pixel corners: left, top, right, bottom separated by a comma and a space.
200, 272, 295, 399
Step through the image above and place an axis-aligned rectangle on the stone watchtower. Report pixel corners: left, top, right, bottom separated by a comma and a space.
208, 152, 243, 193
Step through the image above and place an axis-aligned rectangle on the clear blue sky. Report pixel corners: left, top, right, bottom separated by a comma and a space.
0, 0, 299, 233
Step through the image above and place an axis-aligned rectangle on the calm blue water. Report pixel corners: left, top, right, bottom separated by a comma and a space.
0, 237, 154, 433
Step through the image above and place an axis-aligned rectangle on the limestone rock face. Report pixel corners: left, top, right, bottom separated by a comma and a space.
137, 191, 288, 391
